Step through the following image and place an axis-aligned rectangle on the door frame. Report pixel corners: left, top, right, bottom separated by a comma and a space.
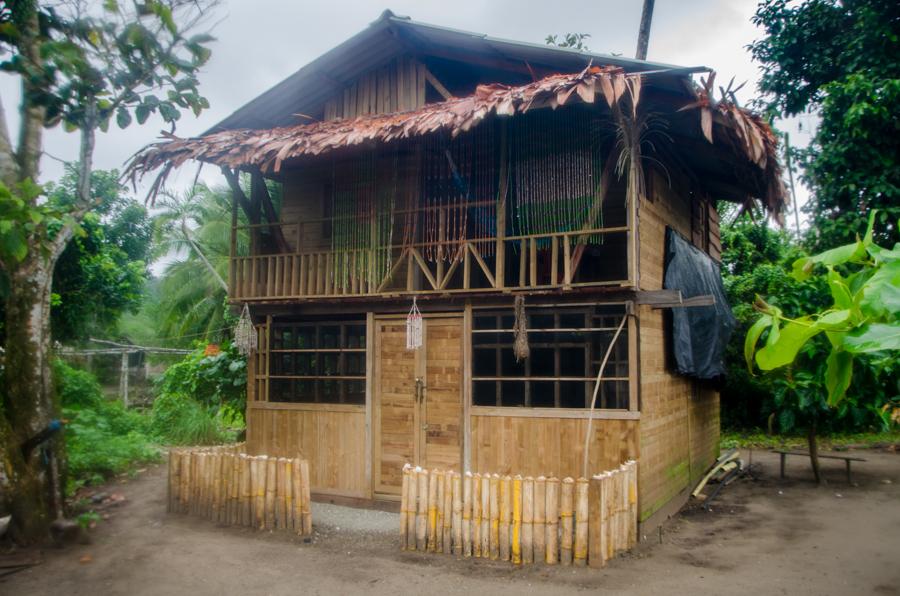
371, 311, 465, 499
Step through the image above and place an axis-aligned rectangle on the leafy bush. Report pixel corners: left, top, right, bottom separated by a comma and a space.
149, 392, 232, 445
156, 342, 246, 410
54, 360, 160, 491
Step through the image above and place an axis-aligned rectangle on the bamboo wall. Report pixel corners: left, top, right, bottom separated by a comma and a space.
167, 444, 312, 535
245, 405, 367, 498
635, 173, 721, 521
470, 416, 638, 479
324, 57, 427, 121
399, 462, 637, 567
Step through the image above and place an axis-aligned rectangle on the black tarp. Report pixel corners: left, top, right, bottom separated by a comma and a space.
663, 227, 736, 379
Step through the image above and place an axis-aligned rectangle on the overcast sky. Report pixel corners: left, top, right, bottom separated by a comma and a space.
1, 0, 815, 211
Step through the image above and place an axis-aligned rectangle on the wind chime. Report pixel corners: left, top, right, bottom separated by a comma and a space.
511, 108, 602, 247
406, 296, 422, 350
233, 304, 257, 356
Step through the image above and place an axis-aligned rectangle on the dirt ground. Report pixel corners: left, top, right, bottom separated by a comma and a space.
3, 449, 899, 596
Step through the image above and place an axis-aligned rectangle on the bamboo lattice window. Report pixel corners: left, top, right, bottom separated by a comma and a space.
267, 319, 366, 404
471, 305, 629, 409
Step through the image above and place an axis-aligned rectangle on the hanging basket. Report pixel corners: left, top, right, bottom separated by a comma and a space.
234, 304, 257, 356
406, 297, 423, 350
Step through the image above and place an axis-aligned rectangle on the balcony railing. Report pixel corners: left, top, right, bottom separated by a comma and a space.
228, 224, 632, 301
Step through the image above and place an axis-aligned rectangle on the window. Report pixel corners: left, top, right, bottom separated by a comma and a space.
268, 319, 366, 405
472, 305, 629, 409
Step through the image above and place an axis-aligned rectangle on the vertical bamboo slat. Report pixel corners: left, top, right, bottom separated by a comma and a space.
406, 467, 418, 548
472, 473, 482, 558
499, 475, 511, 561
589, 474, 605, 568
534, 476, 546, 564
435, 470, 445, 554
546, 477, 559, 565
265, 456, 277, 530
254, 456, 266, 530
522, 476, 533, 565
452, 473, 462, 556
480, 474, 490, 557
416, 469, 428, 551
489, 474, 500, 560
400, 465, 410, 550
574, 478, 589, 566
560, 477, 574, 565
511, 475, 522, 565
427, 470, 439, 552
443, 472, 452, 552
299, 459, 312, 535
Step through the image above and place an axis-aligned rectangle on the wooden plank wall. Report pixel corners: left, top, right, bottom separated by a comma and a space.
470, 416, 638, 478
281, 169, 328, 253
635, 167, 721, 521
324, 57, 427, 121
246, 405, 368, 498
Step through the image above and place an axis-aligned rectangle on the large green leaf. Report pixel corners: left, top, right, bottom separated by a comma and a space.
843, 323, 900, 353
792, 240, 866, 281
744, 315, 771, 372
754, 320, 822, 370
824, 350, 853, 406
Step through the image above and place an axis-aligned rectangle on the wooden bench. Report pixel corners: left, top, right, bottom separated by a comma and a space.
773, 450, 867, 483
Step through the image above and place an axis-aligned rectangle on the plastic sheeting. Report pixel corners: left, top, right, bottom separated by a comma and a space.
663, 227, 736, 379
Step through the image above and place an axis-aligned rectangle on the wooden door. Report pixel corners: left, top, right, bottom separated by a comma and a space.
373, 316, 462, 496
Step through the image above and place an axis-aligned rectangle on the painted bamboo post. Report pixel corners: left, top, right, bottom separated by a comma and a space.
574, 477, 589, 566
522, 476, 534, 565
545, 477, 559, 565
480, 474, 490, 557
299, 459, 312, 535
511, 475, 522, 565
589, 474, 605, 568
463, 472, 473, 557
435, 470, 445, 554
265, 455, 277, 530
427, 469, 439, 552
406, 466, 418, 548
238, 453, 251, 526
499, 475, 511, 561
629, 461, 638, 549
416, 468, 428, 551
472, 473, 482, 558
560, 477, 574, 565
442, 472, 452, 552
489, 474, 500, 560
400, 465, 410, 549
533, 476, 545, 564
451, 472, 462, 556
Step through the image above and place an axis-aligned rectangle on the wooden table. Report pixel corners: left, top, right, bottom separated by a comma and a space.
773, 450, 867, 483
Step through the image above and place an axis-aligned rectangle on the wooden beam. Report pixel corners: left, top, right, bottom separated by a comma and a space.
422, 66, 452, 100
410, 247, 438, 290
251, 172, 291, 254
222, 168, 257, 223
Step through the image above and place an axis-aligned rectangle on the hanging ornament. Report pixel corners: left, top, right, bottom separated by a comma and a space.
513, 294, 530, 362
234, 304, 257, 356
406, 297, 423, 350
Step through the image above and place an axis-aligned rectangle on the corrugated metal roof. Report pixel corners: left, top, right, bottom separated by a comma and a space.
209, 10, 708, 133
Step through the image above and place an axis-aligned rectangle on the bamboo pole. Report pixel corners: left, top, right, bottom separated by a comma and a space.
489, 474, 500, 560
179, 451, 190, 513
167, 451, 176, 513
253, 457, 265, 529
605, 471, 616, 560
471, 473, 482, 557
522, 476, 534, 565
282, 458, 293, 530
416, 468, 428, 551
480, 474, 490, 557
443, 472, 452, 552
589, 474, 605, 568
198, 453, 208, 517
274, 458, 285, 529
242, 455, 252, 527
400, 465, 410, 549
406, 467, 418, 548
265, 456, 277, 530
511, 475, 522, 565
427, 469, 439, 552
435, 469, 445, 554
463, 472, 473, 557
534, 476, 546, 564
499, 475, 511, 561
560, 477, 574, 565
629, 461, 638, 549
545, 477, 559, 565
452, 472, 462, 556
231, 454, 241, 525
209, 452, 219, 521
574, 477, 589, 566
292, 458, 302, 533
300, 459, 312, 535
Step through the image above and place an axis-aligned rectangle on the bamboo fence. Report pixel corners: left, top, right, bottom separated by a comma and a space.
400, 461, 638, 567
167, 444, 312, 535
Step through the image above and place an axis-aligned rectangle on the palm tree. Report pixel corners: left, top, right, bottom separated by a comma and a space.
152, 182, 248, 345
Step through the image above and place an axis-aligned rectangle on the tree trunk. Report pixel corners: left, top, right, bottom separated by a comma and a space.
807, 419, 825, 486
1, 256, 60, 543
635, 0, 656, 60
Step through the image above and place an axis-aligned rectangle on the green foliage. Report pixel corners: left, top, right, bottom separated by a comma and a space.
0, 179, 75, 264
46, 167, 151, 341
156, 343, 246, 411
0, 0, 217, 134
148, 391, 228, 445
745, 212, 900, 428
54, 360, 159, 490
750, 0, 900, 251
545, 33, 591, 51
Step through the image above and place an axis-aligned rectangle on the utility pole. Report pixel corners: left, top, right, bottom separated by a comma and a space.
784, 133, 802, 237
635, 0, 656, 60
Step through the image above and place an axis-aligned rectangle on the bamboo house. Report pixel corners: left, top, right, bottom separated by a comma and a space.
128, 11, 786, 533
